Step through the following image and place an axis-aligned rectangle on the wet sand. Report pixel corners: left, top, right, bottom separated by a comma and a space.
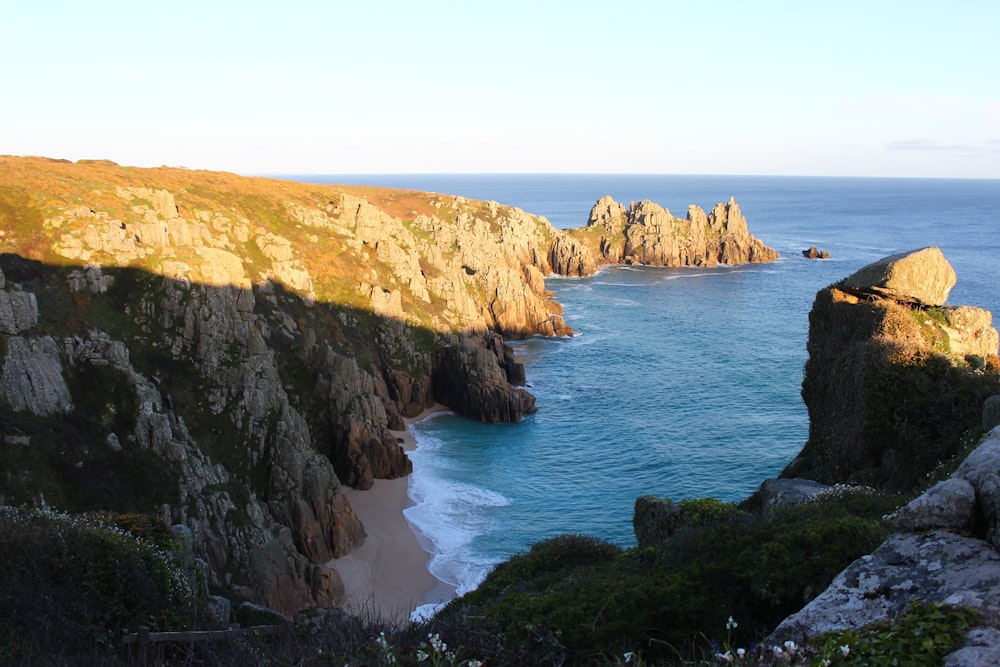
332, 406, 456, 623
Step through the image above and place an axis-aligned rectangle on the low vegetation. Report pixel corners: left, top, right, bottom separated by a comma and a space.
0, 507, 204, 665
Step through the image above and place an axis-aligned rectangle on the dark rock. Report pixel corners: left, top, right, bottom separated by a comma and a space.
235, 601, 288, 627
802, 246, 830, 259
984, 396, 1000, 432
944, 627, 1000, 667
759, 478, 830, 508
432, 332, 536, 422
206, 595, 232, 629
633, 496, 681, 548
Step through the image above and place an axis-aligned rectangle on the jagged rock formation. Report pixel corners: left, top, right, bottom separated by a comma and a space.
556, 195, 778, 271
0, 156, 584, 615
770, 427, 1000, 664
432, 332, 537, 422
783, 247, 1000, 491
802, 246, 830, 259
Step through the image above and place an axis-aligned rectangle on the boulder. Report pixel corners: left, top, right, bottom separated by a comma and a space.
771, 428, 1000, 654
235, 601, 288, 626
944, 627, 1000, 666
633, 496, 681, 548
758, 478, 830, 508
839, 246, 956, 306
769, 529, 1000, 645
955, 433, 1000, 550
893, 477, 976, 534
802, 246, 830, 259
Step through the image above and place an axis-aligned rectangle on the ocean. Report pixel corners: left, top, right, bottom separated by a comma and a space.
289, 174, 1000, 600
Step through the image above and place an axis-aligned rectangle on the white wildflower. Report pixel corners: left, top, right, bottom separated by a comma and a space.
841, 644, 851, 657
428, 633, 446, 653
736, 647, 746, 659
726, 615, 738, 630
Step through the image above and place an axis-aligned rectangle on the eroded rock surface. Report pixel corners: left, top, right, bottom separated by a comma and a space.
771, 429, 1000, 663
559, 195, 778, 270
840, 246, 956, 306
784, 248, 1000, 491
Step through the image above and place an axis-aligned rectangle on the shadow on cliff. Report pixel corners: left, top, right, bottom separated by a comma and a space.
0, 251, 537, 614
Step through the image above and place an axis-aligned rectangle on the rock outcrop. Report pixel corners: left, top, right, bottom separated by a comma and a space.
557, 195, 778, 270
783, 248, 1000, 491
839, 246, 957, 306
771, 427, 1000, 664
802, 246, 830, 259
432, 332, 536, 422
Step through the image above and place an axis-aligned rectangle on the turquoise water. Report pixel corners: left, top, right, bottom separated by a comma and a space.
291, 174, 1000, 596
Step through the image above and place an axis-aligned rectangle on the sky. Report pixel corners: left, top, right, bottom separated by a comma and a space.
2, 1, 998, 178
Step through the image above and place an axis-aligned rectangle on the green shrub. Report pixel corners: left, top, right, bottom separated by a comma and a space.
434, 490, 901, 665
0, 506, 202, 664
811, 601, 979, 666
676, 497, 744, 529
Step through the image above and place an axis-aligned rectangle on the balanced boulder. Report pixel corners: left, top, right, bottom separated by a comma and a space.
839, 246, 956, 306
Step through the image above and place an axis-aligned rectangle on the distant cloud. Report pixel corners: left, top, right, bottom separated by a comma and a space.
887, 139, 977, 153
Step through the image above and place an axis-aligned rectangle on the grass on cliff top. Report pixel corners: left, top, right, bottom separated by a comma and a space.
1, 155, 558, 335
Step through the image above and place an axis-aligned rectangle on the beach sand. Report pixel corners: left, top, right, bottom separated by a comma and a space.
332, 407, 457, 623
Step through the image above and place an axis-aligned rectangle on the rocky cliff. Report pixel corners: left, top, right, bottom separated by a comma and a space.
770, 425, 1000, 664
783, 247, 1000, 492
551, 195, 778, 272
0, 156, 583, 615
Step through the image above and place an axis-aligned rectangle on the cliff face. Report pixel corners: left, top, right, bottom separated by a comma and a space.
552, 195, 778, 272
783, 247, 1000, 491
0, 156, 579, 614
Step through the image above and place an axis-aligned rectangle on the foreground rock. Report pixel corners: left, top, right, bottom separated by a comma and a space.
770, 427, 1000, 663
839, 246, 957, 306
784, 247, 1000, 491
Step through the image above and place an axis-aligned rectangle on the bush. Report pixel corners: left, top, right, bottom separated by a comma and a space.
0, 506, 202, 665
433, 490, 901, 665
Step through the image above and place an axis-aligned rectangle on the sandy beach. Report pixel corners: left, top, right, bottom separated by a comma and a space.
332, 406, 457, 623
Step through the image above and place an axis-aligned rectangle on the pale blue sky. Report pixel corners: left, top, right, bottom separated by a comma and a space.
2, 1, 998, 177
